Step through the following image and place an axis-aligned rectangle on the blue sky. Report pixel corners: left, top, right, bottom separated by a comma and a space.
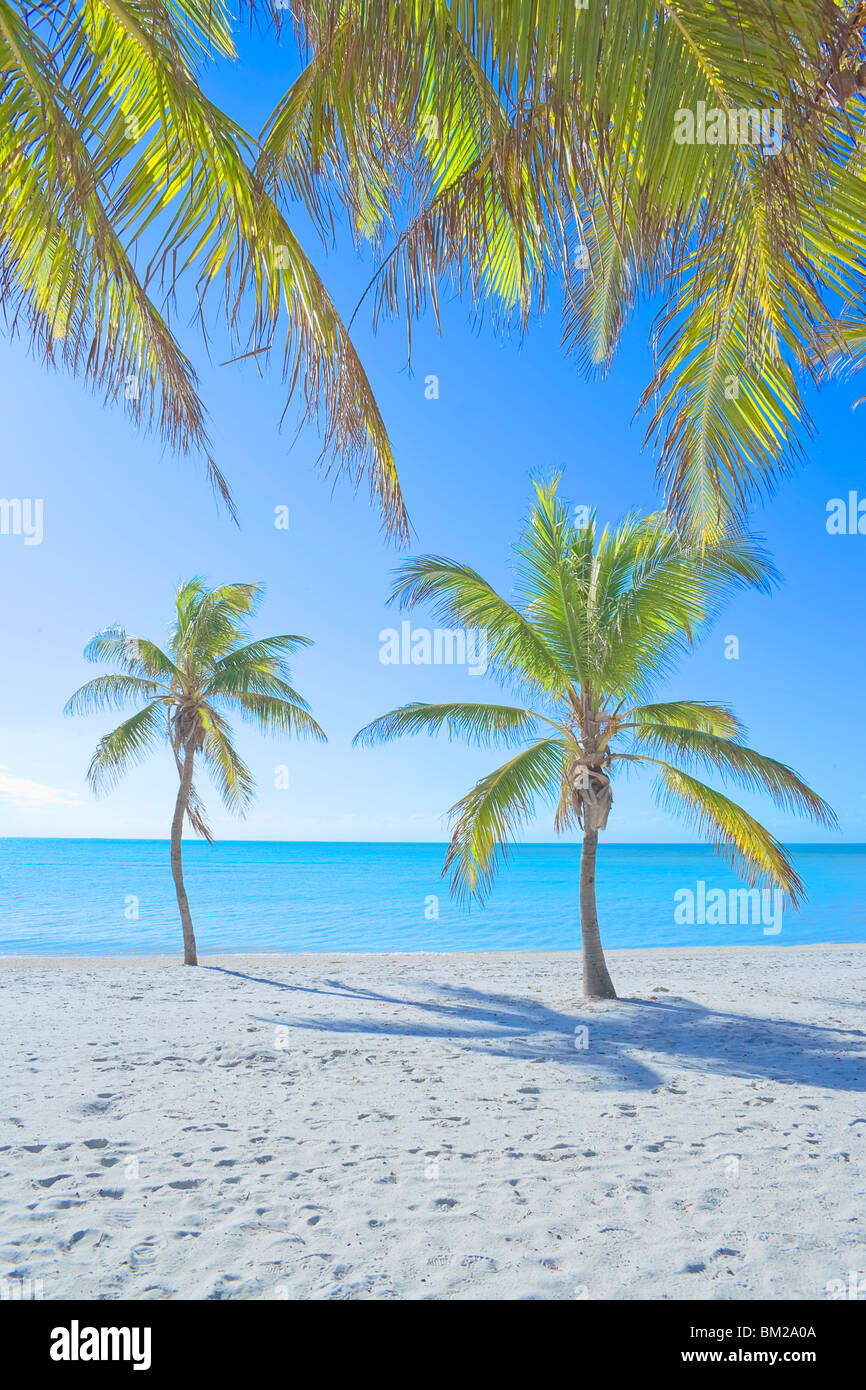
0, 25, 862, 844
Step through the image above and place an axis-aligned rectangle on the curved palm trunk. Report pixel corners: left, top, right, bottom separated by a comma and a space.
579, 828, 616, 999
171, 746, 198, 966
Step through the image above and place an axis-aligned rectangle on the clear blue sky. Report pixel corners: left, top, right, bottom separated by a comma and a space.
0, 27, 861, 844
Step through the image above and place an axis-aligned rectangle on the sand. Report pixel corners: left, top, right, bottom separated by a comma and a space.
1, 945, 864, 1301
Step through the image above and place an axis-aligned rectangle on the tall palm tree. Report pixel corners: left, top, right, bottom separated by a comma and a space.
1, 1, 404, 533
65, 578, 326, 965
354, 480, 835, 999
259, 1, 866, 539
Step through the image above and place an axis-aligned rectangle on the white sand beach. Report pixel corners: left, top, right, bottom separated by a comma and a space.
1, 945, 864, 1301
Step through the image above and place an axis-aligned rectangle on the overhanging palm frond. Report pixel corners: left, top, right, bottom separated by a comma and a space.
560, 178, 635, 375
0, 0, 233, 494
640, 254, 809, 541
821, 317, 866, 406
2, 0, 407, 533
264, 0, 863, 538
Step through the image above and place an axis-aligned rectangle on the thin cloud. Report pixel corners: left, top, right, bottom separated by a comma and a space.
0, 766, 82, 808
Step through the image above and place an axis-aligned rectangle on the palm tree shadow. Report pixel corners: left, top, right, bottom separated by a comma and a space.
213, 967, 866, 1095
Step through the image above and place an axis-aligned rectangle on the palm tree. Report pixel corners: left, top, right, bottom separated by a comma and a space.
1, 1, 404, 533
65, 578, 326, 965
354, 480, 835, 999
259, 1, 866, 539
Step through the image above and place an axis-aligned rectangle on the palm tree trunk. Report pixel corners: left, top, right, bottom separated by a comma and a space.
579, 828, 616, 999
171, 745, 198, 966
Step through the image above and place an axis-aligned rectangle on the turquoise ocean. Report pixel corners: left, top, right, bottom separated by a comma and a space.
0, 840, 863, 956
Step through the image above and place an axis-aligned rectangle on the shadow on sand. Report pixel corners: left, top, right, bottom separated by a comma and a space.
204, 965, 866, 1095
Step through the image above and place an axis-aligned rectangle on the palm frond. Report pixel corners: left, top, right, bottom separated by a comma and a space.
632, 725, 836, 827
204, 635, 313, 698
354, 701, 541, 749
86, 699, 167, 795
1, 0, 406, 531
390, 554, 571, 697
235, 692, 327, 742
172, 580, 260, 666
200, 706, 257, 814
514, 479, 774, 700
0, 0, 244, 501
64, 674, 167, 716
268, 0, 861, 538
183, 778, 215, 842
820, 317, 866, 406
82, 627, 181, 681
656, 763, 807, 905
444, 737, 566, 904
626, 699, 744, 739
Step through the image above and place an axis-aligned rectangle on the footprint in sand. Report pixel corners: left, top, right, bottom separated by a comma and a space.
129, 1238, 162, 1268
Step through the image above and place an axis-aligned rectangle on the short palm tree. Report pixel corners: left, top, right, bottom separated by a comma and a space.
355, 480, 835, 999
65, 578, 326, 965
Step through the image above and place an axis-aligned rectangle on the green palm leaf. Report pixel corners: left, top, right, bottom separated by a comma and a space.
655, 763, 807, 904
259, 0, 865, 537
626, 699, 744, 739
630, 725, 837, 826
390, 554, 572, 697
444, 738, 567, 904
354, 701, 542, 749
64, 674, 168, 716
200, 706, 257, 815
2, 0, 405, 532
86, 699, 167, 795
234, 693, 327, 742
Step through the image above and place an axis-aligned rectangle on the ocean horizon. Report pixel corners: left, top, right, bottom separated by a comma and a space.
0, 838, 863, 957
